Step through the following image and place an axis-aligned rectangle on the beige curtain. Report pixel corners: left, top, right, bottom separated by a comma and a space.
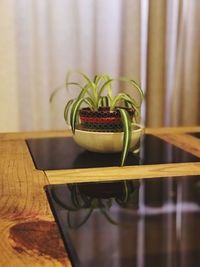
146, 0, 200, 127
0, 0, 199, 131
0, 1, 19, 132
145, 0, 167, 127
171, 0, 200, 126
12, 0, 141, 131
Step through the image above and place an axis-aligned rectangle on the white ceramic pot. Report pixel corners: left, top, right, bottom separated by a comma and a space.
72, 123, 144, 153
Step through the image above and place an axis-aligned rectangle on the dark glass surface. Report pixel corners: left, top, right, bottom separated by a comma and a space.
189, 132, 200, 138
26, 134, 199, 170
44, 176, 200, 267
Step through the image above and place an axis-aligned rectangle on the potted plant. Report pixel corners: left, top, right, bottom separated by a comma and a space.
50, 71, 144, 166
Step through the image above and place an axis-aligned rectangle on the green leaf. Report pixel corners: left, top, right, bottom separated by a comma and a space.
117, 108, 132, 166
65, 70, 92, 87
51, 187, 79, 211
100, 208, 120, 225
64, 99, 74, 125
95, 74, 111, 93
98, 96, 109, 107
65, 70, 98, 108
50, 82, 85, 103
130, 80, 144, 105
115, 181, 129, 204
66, 82, 84, 89
77, 84, 92, 99
67, 208, 93, 229
70, 98, 85, 133
49, 84, 65, 103
112, 93, 140, 116
94, 74, 110, 85
121, 78, 144, 106
83, 98, 95, 110
98, 78, 113, 98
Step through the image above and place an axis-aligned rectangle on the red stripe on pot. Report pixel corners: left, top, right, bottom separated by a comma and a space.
80, 116, 121, 124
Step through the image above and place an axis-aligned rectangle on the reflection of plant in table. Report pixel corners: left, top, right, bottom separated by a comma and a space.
52, 181, 140, 228
50, 71, 144, 166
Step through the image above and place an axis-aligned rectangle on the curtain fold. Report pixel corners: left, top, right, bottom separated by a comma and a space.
171, 0, 200, 126
0, 0, 199, 131
14, 0, 142, 131
145, 0, 200, 127
145, 0, 167, 127
0, 0, 19, 132
120, 0, 141, 82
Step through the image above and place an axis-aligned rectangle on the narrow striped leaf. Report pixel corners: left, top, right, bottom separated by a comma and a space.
93, 74, 98, 83
122, 93, 141, 115
117, 108, 132, 166
64, 99, 74, 125
94, 74, 111, 96
98, 96, 109, 107
76, 79, 98, 109
66, 82, 84, 89
124, 101, 130, 108
65, 70, 98, 107
98, 78, 113, 99
110, 93, 127, 109
96, 76, 111, 105
111, 93, 140, 114
121, 181, 129, 202
65, 70, 92, 88
117, 77, 144, 105
83, 98, 95, 110
50, 82, 84, 103
67, 208, 93, 229
94, 74, 110, 85
70, 98, 85, 133
49, 84, 65, 103
123, 93, 140, 108
116, 181, 129, 204
129, 79, 144, 105
100, 209, 120, 225
77, 84, 92, 100
99, 77, 144, 107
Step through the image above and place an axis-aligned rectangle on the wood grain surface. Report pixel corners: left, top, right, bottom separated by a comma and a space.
45, 162, 200, 184
1, 126, 200, 266
0, 139, 71, 266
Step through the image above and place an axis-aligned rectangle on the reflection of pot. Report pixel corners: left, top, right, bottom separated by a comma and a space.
51, 180, 140, 228
77, 181, 131, 199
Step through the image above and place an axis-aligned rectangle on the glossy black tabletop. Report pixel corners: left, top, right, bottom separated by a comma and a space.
190, 132, 200, 139
26, 132, 200, 266
45, 175, 200, 267
26, 134, 199, 170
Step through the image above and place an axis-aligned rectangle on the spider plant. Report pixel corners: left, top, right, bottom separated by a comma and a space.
50, 70, 144, 166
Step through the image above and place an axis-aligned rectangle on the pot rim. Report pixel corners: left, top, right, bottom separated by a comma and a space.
72, 123, 144, 135
79, 107, 134, 114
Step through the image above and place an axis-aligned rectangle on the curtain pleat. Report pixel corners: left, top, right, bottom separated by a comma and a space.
172, 0, 200, 126
0, 0, 19, 132
0, 0, 199, 131
145, 0, 167, 127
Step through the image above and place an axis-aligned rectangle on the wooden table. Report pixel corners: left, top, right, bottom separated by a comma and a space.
1, 126, 200, 266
